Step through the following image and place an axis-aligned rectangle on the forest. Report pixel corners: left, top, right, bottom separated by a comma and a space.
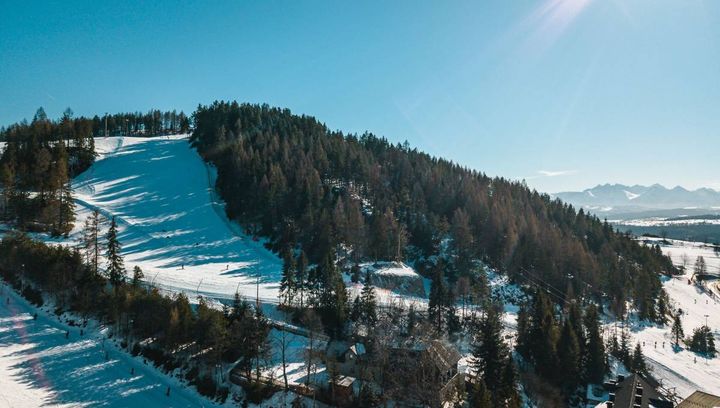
191, 101, 677, 322
0, 103, 684, 405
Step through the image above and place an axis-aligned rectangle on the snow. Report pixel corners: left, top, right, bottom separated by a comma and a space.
362, 262, 418, 278
59, 136, 284, 305
624, 190, 641, 200
606, 238, 720, 398
0, 281, 221, 407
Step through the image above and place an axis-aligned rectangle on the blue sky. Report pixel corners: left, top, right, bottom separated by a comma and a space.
1, 0, 719, 193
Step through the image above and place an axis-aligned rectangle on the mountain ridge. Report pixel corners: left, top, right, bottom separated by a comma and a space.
554, 183, 720, 213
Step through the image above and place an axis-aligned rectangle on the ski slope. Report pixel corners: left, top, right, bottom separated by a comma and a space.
66, 136, 283, 304
0, 282, 220, 408
612, 238, 720, 399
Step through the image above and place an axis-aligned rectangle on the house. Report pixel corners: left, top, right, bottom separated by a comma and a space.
330, 375, 357, 405
603, 374, 673, 408
324, 340, 367, 377
677, 390, 720, 408
426, 340, 461, 384
345, 342, 366, 362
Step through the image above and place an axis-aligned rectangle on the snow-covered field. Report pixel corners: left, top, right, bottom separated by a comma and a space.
613, 238, 720, 398
0, 281, 221, 408
55, 136, 283, 305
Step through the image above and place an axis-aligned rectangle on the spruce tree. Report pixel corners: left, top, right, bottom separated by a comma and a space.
428, 263, 447, 332
280, 248, 296, 305
515, 301, 531, 358
106, 216, 126, 288
689, 325, 716, 356
295, 250, 308, 308
630, 343, 647, 374
583, 304, 606, 384
131, 265, 144, 288
557, 318, 581, 392
672, 313, 684, 347
471, 303, 507, 392
360, 270, 377, 327
528, 291, 558, 379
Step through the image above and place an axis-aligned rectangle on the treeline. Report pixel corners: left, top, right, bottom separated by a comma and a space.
191, 101, 677, 322
95, 109, 190, 136
0, 230, 271, 402
0, 108, 87, 235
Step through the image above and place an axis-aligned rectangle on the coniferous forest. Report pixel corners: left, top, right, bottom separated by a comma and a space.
0, 103, 684, 406
191, 101, 677, 322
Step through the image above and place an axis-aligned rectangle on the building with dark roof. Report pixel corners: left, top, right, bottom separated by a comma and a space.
604, 374, 673, 408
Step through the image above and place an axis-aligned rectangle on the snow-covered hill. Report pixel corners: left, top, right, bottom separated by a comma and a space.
62, 136, 284, 304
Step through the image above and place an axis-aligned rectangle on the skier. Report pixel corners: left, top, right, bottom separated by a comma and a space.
166, 386, 171, 397
65, 330, 69, 339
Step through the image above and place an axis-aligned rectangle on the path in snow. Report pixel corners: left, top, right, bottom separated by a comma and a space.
66, 136, 283, 304
0, 282, 219, 407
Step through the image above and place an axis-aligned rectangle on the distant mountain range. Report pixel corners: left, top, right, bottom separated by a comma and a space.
554, 184, 720, 216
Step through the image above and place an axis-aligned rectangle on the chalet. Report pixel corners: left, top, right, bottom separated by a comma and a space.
603, 374, 673, 408
677, 390, 720, 408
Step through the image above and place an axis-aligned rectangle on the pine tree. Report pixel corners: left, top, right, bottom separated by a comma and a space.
499, 360, 521, 408
428, 263, 448, 332
583, 304, 606, 384
295, 250, 308, 308
280, 248, 296, 305
471, 303, 507, 392
131, 266, 144, 288
689, 325, 716, 356
630, 343, 647, 375
557, 318, 581, 392
672, 313, 684, 347
360, 270, 377, 327
619, 327, 631, 367
106, 216, 126, 288
527, 291, 558, 379
567, 302, 585, 356
350, 295, 362, 322
515, 301, 531, 358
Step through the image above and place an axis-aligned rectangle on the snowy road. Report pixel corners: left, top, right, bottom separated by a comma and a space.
0, 283, 217, 407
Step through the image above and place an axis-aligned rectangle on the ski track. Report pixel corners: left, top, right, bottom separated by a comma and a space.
0, 282, 220, 407
67, 136, 284, 304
